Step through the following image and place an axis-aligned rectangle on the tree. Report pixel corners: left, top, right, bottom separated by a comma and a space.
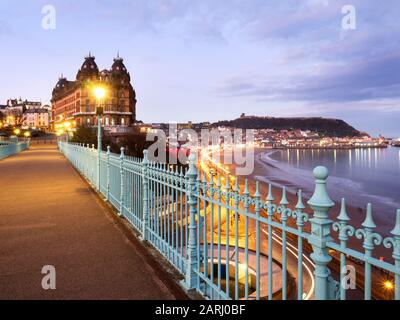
70, 125, 97, 147
7, 108, 24, 126
103, 128, 152, 158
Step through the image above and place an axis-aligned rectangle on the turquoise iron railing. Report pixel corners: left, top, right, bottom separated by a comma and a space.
0, 140, 30, 160
59, 141, 400, 301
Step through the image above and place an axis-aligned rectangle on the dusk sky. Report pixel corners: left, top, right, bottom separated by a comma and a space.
1, 0, 399, 136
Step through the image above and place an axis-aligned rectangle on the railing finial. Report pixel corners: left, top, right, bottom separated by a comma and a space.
186, 152, 197, 176
308, 166, 334, 218
362, 203, 376, 229
392, 209, 400, 236
254, 181, 260, 198
280, 186, 289, 206
295, 189, 305, 210
266, 183, 274, 201
244, 178, 249, 195
337, 198, 350, 221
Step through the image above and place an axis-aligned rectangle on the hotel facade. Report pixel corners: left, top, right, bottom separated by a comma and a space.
51, 54, 137, 132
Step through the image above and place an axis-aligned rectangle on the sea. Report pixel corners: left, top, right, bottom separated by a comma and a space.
254, 147, 400, 225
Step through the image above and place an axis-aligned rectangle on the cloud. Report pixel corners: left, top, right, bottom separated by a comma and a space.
218, 51, 400, 105
1, 0, 399, 135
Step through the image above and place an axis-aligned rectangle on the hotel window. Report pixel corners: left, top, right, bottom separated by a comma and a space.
87, 118, 91, 125
111, 118, 115, 126
105, 117, 109, 126
86, 99, 90, 112
121, 118, 125, 126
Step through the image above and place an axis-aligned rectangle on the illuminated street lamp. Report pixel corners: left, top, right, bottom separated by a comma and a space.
94, 87, 106, 101
24, 131, 31, 138
94, 86, 106, 191
14, 128, 21, 136
384, 280, 394, 290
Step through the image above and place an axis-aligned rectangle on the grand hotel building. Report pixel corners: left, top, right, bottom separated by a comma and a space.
51, 54, 137, 131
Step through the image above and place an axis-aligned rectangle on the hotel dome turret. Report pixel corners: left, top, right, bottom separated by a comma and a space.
76, 54, 100, 81
110, 56, 131, 83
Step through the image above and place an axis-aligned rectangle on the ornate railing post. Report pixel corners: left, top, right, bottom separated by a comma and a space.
106, 146, 110, 201
355, 204, 382, 300
392, 210, 400, 300
332, 198, 355, 300
141, 150, 150, 241
307, 166, 335, 300
183, 153, 199, 290
119, 147, 125, 217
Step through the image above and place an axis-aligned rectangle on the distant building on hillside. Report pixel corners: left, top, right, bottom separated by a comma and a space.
22, 109, 50, 131
0, 98, 50, 129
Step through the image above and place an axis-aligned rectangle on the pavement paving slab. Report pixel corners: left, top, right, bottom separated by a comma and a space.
0, 144, 186, 300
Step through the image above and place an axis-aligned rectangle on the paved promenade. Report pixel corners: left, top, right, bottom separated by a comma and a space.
0, 144, 186, 300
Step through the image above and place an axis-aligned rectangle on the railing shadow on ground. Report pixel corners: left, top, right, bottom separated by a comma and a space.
58, 141, 400, 301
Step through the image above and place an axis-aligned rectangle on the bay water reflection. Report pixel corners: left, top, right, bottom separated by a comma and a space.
257, 147, 400, 224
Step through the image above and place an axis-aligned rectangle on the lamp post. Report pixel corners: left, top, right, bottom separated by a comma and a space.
94, 86, 106, 192
63, 121, 71, 142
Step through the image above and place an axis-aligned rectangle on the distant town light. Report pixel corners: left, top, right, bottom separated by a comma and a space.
24, 131, 31, 138
14, 128, 21, 135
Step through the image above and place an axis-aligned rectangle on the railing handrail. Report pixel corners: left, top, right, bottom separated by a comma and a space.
0, 140, 30, 160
